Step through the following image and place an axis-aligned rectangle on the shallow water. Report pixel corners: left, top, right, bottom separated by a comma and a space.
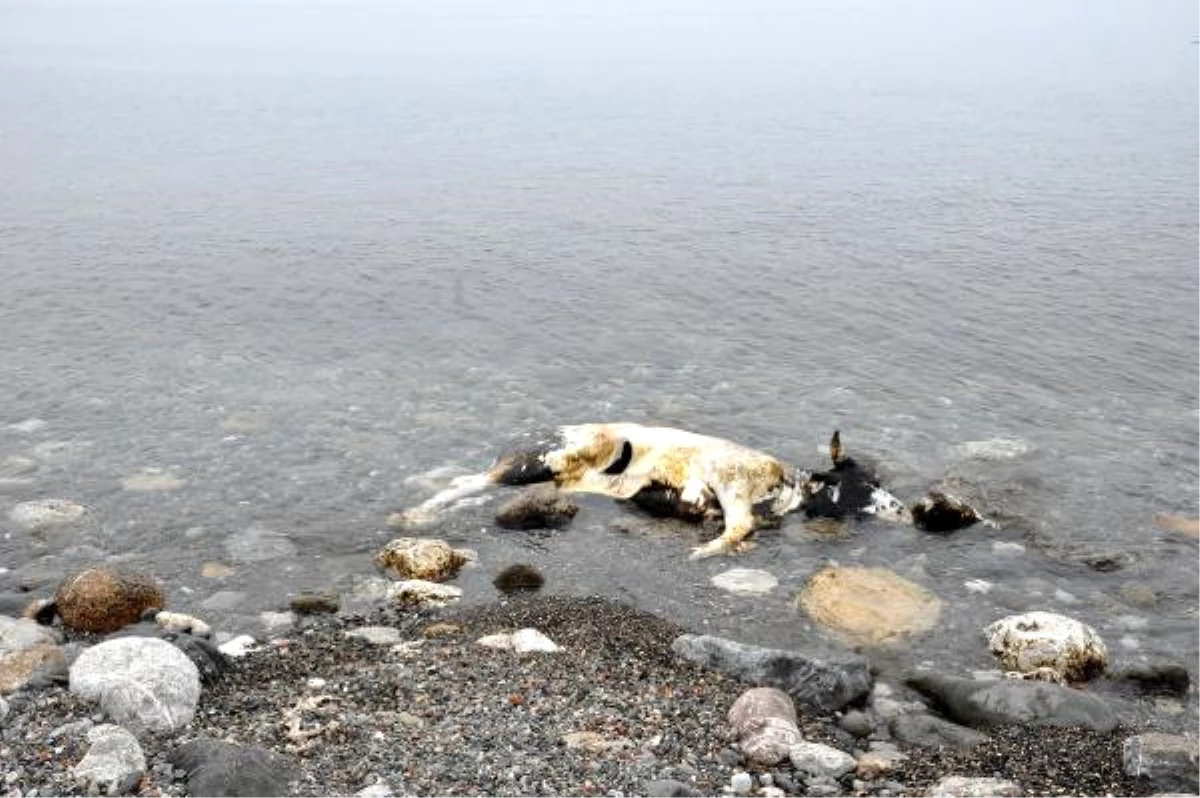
1, 0, 1196, 730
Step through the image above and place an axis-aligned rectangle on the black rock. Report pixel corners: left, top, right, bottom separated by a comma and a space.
1109, 662, 1191, 696
911, 492, 981, 533
169, 738, 299, 797
494, 487, 579, 530
905, 672, 1118, 732
165, 633, 230, 686
672, 634, 872, 712
493, 564, 545, 594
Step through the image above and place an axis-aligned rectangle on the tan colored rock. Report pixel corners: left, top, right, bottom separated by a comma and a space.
201, 562, 235, 579
55, 566, 166, 633
1153, 513, 1199, 539
797, 566, 942, 644
374, 537, 470, 582
0, 644, 65, 694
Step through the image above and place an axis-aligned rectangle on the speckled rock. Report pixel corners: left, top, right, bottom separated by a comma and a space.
798, 566, 942, 644
926, 776, 1023, 796
55, 566, 166, 634
374, 537, 471, 582
9, 498, 87, 529
72, 724, 145, 795
386, 579, 463, 607
728, 687, 802, 765
69, 637, 201, 735
984, 611, 1108, 682
0, 642, 65, 693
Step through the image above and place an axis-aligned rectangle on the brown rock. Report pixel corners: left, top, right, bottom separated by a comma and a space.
494, 486, 579, 530
54, 566, 166, 633
797, 566, 942, 644
0, 643, 65, 694
374, 538, 470, 582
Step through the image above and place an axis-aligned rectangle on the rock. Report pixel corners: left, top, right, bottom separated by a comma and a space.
562, 730, 631, 754
0, 643, 66, 693
387, 579, 462, 607
201, 561, 236, 579
155, 610, 212, 637
839, 709, 875, 738
346, 626, 405, 646
1153, 513, 1200, 538
201, 590, 247, 612
1110, 662, 1191, 696
1122, 732, 1199, 794
672, 634, 871, 711
984, 611, 1107, 681
512, 628, 559, 653
905, 672, 1118, 732
54, 566, 166, 634
260, 611, 295, 634
121, 469, 186, 491
169, 737, 300, 797
788, 741, 856, 780
356, 783, 394, 798
957, 438, 1031, 460
493, 564, 545, 594
729, 771, 753, 795
797, 566, 942, 644
289, 592, 340, 615
728, 687, 802, 766
9, 498, 87, 529
643, 779, 699, 797
0, 694, 7, 721
224, 525, 298, 563
711, 568, 778, 595
805, 776, 841, 797
910, 492, 981, 533
855, 745, 907, 779
926, 776, 1023, 796
374, 537, 470, 582
72, 724, 145, 795
69, 636, 201, 735
218, 635, 258, 658
889, 713, 990, 749
0, 614, 60, 654
494, 486, 579, 530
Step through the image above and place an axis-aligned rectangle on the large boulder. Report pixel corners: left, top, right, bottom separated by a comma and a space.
905, 672, 1118, 733
55, 566, 166, 634
984, 611, 1107, 682
374, 537, 471, 582
69, 637, 200, 735
1122, 732, 1199, 794
728, 687, 802, 765
797, 566, 942, 644
672, 634, 871, 711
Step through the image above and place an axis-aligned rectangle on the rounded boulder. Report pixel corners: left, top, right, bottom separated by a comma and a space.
374, 537, 471, 582
984, 610, 1108, 682
797, 566, 942, 644
55, 567, 166, 634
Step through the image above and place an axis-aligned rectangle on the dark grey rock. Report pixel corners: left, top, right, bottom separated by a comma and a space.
169, 738, 300, 797
493, 564, 546, 594
672, 634, 871, 711
839, 709, 875, 738
648, 777, 700, 796
1122, 732, 1199, 794
494, 487, 579, 530
1109, 662, 1191, 696
890, 713, 990, 749
905, 672, 1118, 732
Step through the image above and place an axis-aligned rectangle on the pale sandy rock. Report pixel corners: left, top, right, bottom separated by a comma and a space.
797, 566, 942, 644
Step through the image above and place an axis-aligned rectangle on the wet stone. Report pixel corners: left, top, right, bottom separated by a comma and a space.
290, 592, 340, 615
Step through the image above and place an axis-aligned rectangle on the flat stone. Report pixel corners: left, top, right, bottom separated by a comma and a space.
374, 537, 470, 582
905, 672, 1118, 732
225, 526, 298, 563
927, 776, 1023, 796
9, 498, 87, 529
346, 626, 405, 646
0, 614, 60, 654
711, 568, 778, 595
72, 724, 145, 795
672, 634, 871, 712
797, 566, 942, 644
889, 713, 990, 749
0, 643, 66, 693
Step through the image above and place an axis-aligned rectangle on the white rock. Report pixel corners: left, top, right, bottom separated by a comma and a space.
356, 784, 394, 797
991, 541, 1026, 555
0, 615, 60, 655
155, 611, 212, 638
476, 633, 515, 650
711, 568, 779, 595
511, 628, 559, 653
927, 776, 1023, 796
730, 771, 753, 795
260, 611, 296, 633
957, 438, 1031, 461
984, 611, 1108, 682
9, 498, 87, 529
386, 579, 462, 606
307, 677, 328, 690
964, 579, 993, 594
218, 635, 259, 658
789, 741, 856, 780
69, 637, 201, 735
72, 724, 145, 794
345, 626, 405, 646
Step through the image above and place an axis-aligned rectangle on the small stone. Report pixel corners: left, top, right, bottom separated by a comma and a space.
155, 611, 212, 638
356, 783, 393, 798
55, 567, 166, 634
0, 643, 66, 693
345, 626, 405, 646
387, 580, 462, 607
9, 499, 87, 530
374, 537, 470, 582
839, 709, 875, 738
200, 562, 235, 579
121, 469, 186, 491
729, 771, 752, 795
728, 687, 801, 765
306, 677, 327, 690
422, 622, 462, 638
493, 564, 545, 594
856, 746, 907, 779
926, 776, 1023, 796
789, 741, 856, 780
711, 568, 778, 595
494, 486, 579, 530
1122, 732, 1200, 793
72, 724, 145, 796
289, 592, 340, 615
218, 635, 258, 658
69, 637, 201, 735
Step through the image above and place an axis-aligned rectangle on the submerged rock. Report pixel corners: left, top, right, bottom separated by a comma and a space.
494, 486, 579, 530
910, 492, 981, 533
711, 568, 778, 596
374, 537, 471, 582
1122, 732, 1199, 794
9, 498, 87, 530
728, 687, 802, 765
984, 611, 1107, 682
672, 634, 871, 711
797, 566, 942, 644
55, 566, 166, 634
225, 526, 298, 563
493, 563, 545, 594
905, 672, 1118, 732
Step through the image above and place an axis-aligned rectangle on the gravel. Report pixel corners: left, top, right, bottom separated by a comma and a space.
1, 594, 1156, 797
